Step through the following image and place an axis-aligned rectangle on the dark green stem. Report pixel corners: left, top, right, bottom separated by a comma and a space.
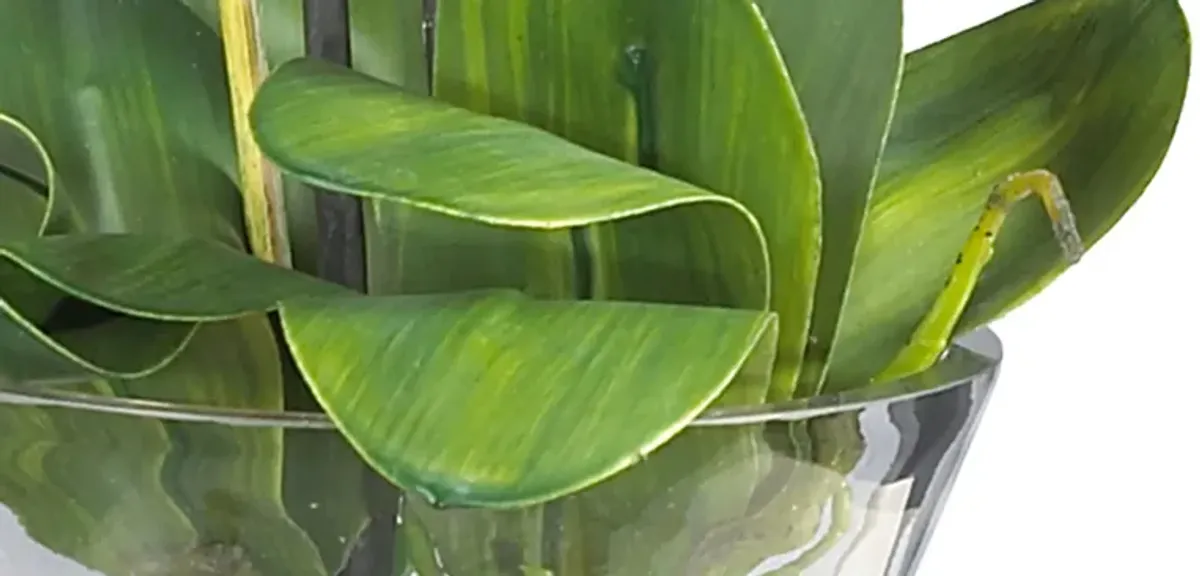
302, 1, 396, 573
303, 0, 367, 293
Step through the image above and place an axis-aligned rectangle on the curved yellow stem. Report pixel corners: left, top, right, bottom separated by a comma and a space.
872, 169, 1084, 384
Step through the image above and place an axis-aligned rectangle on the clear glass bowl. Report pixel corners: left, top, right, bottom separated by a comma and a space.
0, 328, 1001, 576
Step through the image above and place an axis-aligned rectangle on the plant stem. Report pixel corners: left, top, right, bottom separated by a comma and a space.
303, 0, 366, 292
301, 2, 395, 573
872, 169, 1084, 384
219, 0, 292, 267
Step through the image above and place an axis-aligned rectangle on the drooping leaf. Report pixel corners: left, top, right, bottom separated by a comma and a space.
1, 225, 198, 383
4, 43, 781, 511
751, 0, 905, 396
0, 0, 248, 383
827, 0, 1191, 390
395, 321, 780, 573
2, 230, 774, 508
281, 289, 777, 507
250, 57, 771, 311
642, 0, 823, 399
0, 231, 335, 383
0, 235, 348, 322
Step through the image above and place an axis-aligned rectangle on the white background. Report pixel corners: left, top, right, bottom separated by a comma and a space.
909, 1, 1200, 575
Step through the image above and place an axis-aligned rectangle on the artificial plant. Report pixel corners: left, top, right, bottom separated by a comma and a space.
0, 0, 1190, 529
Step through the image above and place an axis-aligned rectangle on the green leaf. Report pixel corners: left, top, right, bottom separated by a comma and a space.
0, 0, 250, 383
1, 113, 78, 326
1, 235, 348, 321
433, 0, 640, 161
827, 0, 1191, 389
751, 0, 904, 396
179, 0, 432, 277
642, 0, 823, 399
375, 0, 645, 300
5, 37, 781, 511
2, 229, 776, 506
0, 232, 335, 383
282, 289, 777, 507
251, 57, 771, 311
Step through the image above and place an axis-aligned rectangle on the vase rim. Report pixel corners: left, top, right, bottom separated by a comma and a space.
0, 328, 1001, 430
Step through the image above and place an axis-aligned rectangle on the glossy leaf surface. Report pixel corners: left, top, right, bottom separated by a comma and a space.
752, 0, 905, 395
252, 58, 771, 310
282, 290, 777, 507
3, 230, 777, 510
827, 0, 1191, 389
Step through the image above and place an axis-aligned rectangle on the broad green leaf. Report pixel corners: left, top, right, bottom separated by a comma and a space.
2, 231, 777, 507
751, 0, 905, 396
397, 338, 780, 573
382, 1, 794, 550
181, 0, 427, 83
0, 305, 196, 384
374, 0, 646, 299
250, 57, 770, 311
643, 0, 823, 399
827, 0, 1191, 390
281, 289, 777, 507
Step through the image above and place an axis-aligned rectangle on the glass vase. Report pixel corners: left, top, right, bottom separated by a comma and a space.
0, 328, 1001, 576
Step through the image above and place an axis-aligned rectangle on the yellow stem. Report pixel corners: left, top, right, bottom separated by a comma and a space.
219, 0, 292, 267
